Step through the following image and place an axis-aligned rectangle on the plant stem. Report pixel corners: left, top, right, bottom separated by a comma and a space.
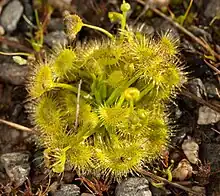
130, 100, 134, 111
83, 24, 114, 39
0, 119, 32, 132
135, 0, 220, 61
121, 11, 126, 31
120, 0, 128, 39
139, 169, 204, 195
181, 0, 193, 25
0, 51, 31, 56
116, 94, 125, 107
75, 79, 82, 130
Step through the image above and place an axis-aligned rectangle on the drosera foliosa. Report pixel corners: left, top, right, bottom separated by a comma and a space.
26, 0, 186, 181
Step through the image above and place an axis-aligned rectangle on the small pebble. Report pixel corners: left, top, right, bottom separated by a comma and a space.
54, 184, 80, 196
197, 106, 220, 125
182, 137, 199, 164
188, 78, 206, 98
0, 63, 29, 85
0, 0, 24, 33
115, 177, 152, 196
48, 18, 65, 32
0, 152, 30, 187
204, 82, 219, 98
44, 31, 68, 48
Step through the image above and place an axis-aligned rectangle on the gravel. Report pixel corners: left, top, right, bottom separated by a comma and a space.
204, 82, 219, 98
48, 18, 65, 32
44, 31, 68, 48
115, 177, 152, 196
204, 0, 220, 18
188, 78, 206, 98
0, 63, 29, 85
54, 184, 81, 196
197, 106, 220, 125
0, 152, 30, 187
0, 0, 24, 33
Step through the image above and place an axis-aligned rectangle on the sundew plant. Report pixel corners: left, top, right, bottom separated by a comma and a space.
26, 1, 185, 181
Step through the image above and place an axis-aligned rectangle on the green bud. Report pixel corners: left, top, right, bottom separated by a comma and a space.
137, 109, 148, 119
124, 88, 140, 102
120, 2, 131, 12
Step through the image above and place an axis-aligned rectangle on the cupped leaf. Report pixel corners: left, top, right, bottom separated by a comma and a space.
51, 48, 77, 80
33, 95, 64, 135
95, 141, 145, 180
27, 64, 54, 98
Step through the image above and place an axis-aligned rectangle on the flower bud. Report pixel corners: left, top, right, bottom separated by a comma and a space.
64, 12, 83, 41
120, 2, 131, 12
137, 109, 148, 119
124, 88, 140, 101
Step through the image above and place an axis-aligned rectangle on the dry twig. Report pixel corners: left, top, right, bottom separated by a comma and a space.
0, 36, 34, 53
75, 79, 82, 130
181, 89, 220, 113
204, 59, 220, 75
135, 0, 220, 61
139, 169, 205, 195
0, 118, 32, 132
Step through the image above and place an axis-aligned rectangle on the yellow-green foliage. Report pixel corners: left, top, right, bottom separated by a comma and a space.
26, 1, 185, 181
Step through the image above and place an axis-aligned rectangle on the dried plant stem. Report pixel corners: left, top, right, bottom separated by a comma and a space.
139, 169, 204, 195
204, 59, 220, 75
54, 83, 89, 99
135, 0, 220, 61
181, 89, 220, 113
211, 128, 220, 135
0, 51, 31, 56
75, 79, 82, 130
0, 119, 32, 132
0, 36, 34, 53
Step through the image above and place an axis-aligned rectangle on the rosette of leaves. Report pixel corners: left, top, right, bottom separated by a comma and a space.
26, 0, 185, 181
